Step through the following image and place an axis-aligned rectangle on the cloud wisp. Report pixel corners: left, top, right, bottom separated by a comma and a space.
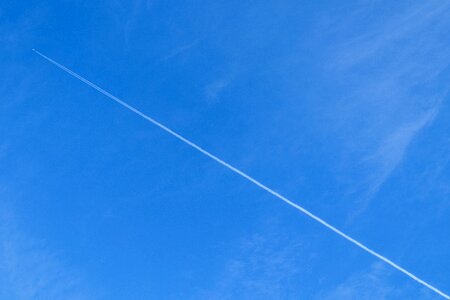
205, 78, 230, 101
162, 39, 200, 61
318, 262, 439, 300
321, 0, 450, 214
195, 226, 304, 299
0, 210, 94, 300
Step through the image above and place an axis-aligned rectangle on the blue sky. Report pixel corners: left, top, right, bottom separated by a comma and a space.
1, 1, 450, 299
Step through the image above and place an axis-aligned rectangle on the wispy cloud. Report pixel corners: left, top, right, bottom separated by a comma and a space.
0, 210, 97, 300
205, 78, 230, 101
322, 0, 450, 214
0, 3, 47, 53
351, 107, 440, 216
317, 263, 438, 300
365, 109, 438, 188
194, 222, 307, 300
332, 2, 450, 71
319, 263, 393, 300
162, 39, 200, 61
109, 0, 155, 49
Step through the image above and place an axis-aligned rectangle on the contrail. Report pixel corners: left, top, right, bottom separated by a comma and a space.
32, 49, 450, 299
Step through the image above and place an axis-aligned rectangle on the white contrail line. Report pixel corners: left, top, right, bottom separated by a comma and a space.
32, 49, 450, 300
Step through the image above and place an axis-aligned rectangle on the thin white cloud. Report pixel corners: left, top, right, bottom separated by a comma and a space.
322, 0, 450, 213
319, 263, 393, 300
108, 0, 155, 49
194, 223, 305, 300
162, 40, 200, 61
0, 210, 97, 300
352, 107, 440, 216
318, 263, 438, 300
205, 78, 230, 101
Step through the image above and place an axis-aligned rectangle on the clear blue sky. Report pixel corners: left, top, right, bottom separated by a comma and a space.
1, 1, 449, 299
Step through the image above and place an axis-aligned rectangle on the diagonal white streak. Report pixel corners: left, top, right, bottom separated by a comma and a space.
32, 49, 450, 299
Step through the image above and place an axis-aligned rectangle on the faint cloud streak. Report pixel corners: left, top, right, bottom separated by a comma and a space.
0, 210, 96, 300
322, 0, 450, 215
194, 223, 306, 300
317, 263, 437, 300
162, 40, 200, 61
